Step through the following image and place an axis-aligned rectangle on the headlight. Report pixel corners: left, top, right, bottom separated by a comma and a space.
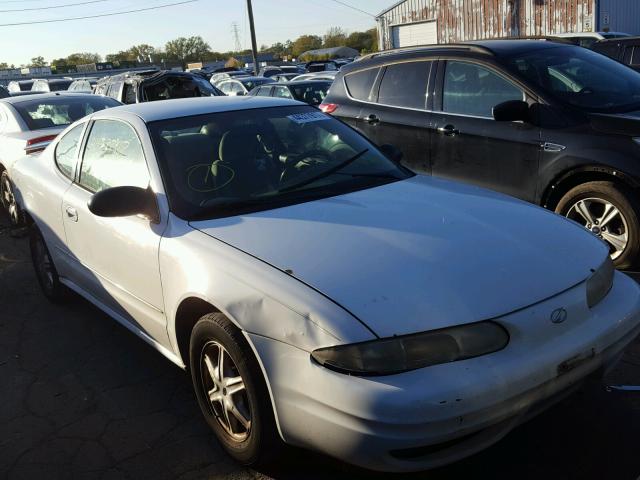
586, 256, 614, 308
311, 322, 509, 376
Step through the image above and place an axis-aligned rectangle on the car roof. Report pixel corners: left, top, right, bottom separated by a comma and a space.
0, 91, 98, 105
91, 96, 305, 123
597, 35, 640, 45
271, 80, 331, 86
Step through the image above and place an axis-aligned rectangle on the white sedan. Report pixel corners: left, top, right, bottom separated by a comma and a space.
0, 92, 120, 224
11, 96, 640, 472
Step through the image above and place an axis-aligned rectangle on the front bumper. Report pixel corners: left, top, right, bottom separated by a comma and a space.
248, 272, 640, 472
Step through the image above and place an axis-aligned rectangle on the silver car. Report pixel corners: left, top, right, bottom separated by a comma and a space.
0, 93, 120, 225
10, 96, 640, 472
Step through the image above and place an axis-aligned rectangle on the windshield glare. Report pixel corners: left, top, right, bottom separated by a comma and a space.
502, 45, 640, 112
148, 106, 410, 219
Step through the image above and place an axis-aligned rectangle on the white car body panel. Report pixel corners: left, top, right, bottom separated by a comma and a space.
9, 96, 640, 472
193, 175, 608, 337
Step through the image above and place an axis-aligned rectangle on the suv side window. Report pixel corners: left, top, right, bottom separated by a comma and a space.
123, 83, 137, 104
344, 67, 379, 101
79, 120, 149, 193
255, 86, 272, 96
273, 86, 293, 99
378, 61, 432, 109
55, 123, 84, 179
443, 61, 524, 118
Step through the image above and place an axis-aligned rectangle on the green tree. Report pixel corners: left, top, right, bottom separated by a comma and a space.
129, 44, 156, 63
66, 52, 102, 65
105, 50, 135, 63
323, 26, 347, 48
0, 62, 9, 69
30, 56, 47, 67
346, 28, 378, 53
165, 36, 212, 65
291, 35, 322, 57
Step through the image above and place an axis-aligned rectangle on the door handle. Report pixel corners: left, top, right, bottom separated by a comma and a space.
437, 124, 459, 137
65, 206, 78, 222
367, 114, 380, 125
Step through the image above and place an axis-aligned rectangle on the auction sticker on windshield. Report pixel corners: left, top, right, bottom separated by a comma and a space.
287, 112, 330, 124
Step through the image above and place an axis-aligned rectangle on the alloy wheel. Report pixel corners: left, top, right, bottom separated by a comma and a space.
566, 197, 629, 260
200, 341, 252, 442
1, 175, 19, 225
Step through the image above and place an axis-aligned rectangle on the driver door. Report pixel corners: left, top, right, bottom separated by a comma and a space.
62, 118, 169, 346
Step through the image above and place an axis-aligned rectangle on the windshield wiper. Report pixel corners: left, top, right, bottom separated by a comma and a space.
278, 149, 369, 193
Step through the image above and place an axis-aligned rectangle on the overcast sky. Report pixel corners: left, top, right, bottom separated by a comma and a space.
0, 0, 392, 66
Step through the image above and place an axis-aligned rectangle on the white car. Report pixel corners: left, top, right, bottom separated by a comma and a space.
0, 93, 120, 224
11, 97, 640, 472
291, 71, 338, 82
554, 31, 630, 48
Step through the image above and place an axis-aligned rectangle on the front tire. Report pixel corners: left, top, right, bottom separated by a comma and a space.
555, 181, 640, 269
189, 313, 281, 466
29, 225, 71, 303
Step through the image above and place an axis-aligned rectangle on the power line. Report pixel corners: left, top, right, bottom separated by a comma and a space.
0, 0, 108, 13
0, 0, 199, 27
326, 0, 375, 18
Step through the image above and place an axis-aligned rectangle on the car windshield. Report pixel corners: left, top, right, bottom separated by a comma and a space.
148, 105, 411, 220
13, 96, 121, 130
290, 83, 331, 105
502, 45, 640, 112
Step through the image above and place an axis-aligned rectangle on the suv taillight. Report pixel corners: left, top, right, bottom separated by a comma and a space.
319, 103, 338, 114
25, 134, 58, 154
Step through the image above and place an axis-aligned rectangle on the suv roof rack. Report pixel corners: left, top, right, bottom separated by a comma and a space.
358, 43, 494, 62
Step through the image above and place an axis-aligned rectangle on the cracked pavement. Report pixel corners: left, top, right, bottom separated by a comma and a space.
1, 214, 639, 480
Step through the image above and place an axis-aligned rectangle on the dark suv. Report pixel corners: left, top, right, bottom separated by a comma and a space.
593, 36, 640, 71
95, 70, 221, 104
322, 40, 640, 268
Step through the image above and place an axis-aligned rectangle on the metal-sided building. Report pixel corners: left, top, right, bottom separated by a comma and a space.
376, 0, 640, 50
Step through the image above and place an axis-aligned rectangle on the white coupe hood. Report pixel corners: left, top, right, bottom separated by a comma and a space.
192, 176, 608, 338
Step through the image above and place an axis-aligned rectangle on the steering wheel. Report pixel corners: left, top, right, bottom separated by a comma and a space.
280, 150, 332, 185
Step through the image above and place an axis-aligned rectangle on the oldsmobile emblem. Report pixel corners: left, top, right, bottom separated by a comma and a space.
550, 307, 568, 324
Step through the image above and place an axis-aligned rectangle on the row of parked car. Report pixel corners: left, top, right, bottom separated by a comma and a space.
1, 38, 640, 473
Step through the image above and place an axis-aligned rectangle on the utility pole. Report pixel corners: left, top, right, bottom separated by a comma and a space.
246, 0, 259, 75
231, 22, 242, 53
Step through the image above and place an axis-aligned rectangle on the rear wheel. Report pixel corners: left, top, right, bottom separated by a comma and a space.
29, 225, 71, 303
555, 181, 640, 269
189, 313, 282, 466
1, 170, 24, 226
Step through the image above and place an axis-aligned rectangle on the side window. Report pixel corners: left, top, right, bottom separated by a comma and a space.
273, 86, 293, 99
256, 86, 272, 96
79, 120, 149, 193
220, 82, 232, 94
344, 67, 379, 101
123, 83, 137, 104
631, 47, 640, 66
623, 47, 633, 65
443, 61, 524, 118
378, 61, 431, 109
55, 123, 84, 179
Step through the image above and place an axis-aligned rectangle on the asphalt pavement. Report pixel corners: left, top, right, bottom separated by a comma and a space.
1, 214, 639, 480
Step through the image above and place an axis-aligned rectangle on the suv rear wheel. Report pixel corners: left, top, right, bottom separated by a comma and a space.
555, 181, 640, 269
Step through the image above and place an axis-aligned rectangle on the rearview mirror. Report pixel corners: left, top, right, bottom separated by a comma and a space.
379, 144, 403, 164
88, 186, 159, 223
493, 100, 530, 122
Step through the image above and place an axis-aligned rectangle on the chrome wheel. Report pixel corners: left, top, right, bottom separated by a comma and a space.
200, 341, 251, 442
1, 174, 19, 225
566, 197, 629, 260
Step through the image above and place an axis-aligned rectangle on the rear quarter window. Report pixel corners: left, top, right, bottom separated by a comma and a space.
344, 67, 380, 101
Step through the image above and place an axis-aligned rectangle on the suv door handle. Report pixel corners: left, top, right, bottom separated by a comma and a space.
437, 125, 459, 137
367, 114, 380, 125
65, 206, 78, 222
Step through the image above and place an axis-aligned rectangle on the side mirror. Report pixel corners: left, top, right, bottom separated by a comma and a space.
493, 100, 530, 122
88, 186, 159, 223
379, 144, 403, 164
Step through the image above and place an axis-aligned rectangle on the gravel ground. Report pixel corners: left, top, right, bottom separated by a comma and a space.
1, 215, 639, 480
